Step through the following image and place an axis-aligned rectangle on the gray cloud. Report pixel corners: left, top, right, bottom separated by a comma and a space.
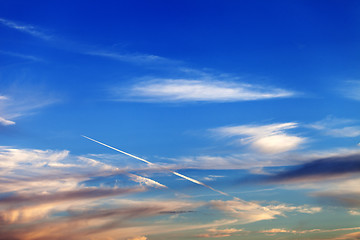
254, 154, 360, 183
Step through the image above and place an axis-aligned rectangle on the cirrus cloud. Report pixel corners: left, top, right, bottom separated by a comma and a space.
115, 79, 294, 103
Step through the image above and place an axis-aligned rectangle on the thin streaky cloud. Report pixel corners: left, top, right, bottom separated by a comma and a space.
209, 200, 320, 224
0, 87, 59, 125
0, 18, 51, 40
308, 116, 360, 138
0, 116, 15, 126
0, 50, 43, 62
83, 135, 236, 199
79, 156, 167, 189
339, 80, 360, 101
86, 51, 176, 65
116, 79, 295, 103
197, 226, 360, 238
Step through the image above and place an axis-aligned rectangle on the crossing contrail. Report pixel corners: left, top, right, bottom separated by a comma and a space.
82, 135, 233, 198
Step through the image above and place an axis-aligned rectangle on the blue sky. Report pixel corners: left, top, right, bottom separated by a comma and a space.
1, 1, 360, 239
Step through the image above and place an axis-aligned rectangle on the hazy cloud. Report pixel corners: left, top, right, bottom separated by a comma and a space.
0, 87, 58, 126
308, 116, 360, 138
312, 192, 360, 208
86, 51, 176, 66
0, 50, 43, 62
339, 80, 360, 101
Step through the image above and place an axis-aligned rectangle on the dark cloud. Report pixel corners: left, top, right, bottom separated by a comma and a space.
254, 154, 360, 183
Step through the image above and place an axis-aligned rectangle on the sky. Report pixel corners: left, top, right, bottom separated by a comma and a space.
1, 1, 360, 239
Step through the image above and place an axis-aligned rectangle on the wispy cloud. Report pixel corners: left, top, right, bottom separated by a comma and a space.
308, 116, 360, 138
339, 80, 360, 101
83, 135, 230, 197
114, 79, 294, 103
209, 200, 320, 224
0, 116, 15, 126
332, 231, 360, 240
86, 51, 176, 66
0, 50, 43, 62
197, 226, 360, 238
213, 122, 305, 154
0, 145, 330, 239
312, 191, 360, 208
259, 226, 360, 234
0, 87, 58, 126
0, 18, 52, 40
197, 228, 244, 238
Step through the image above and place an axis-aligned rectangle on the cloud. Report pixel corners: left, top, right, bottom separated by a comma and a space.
308, 116, 360, 138
0, 145, 205, 239
259, 227, 360, 234
197, 226, 360, 239
86, 51, 176, 66
0, 87, 58, 126
127, 237, 148, 240
259, 153, 360, 183
349, 210, 360, 215
209, 200, 320, 224
339, 80, 360, 101
312, 192, 360, 208
127, 173, 167, 188
115, 79, 294, 103
197, 228, 244, 238
0, 116, 15, 126
0, 50, 43, 62
333, 231, 360, 240
213, 122, 305, 154
0, 145, 328, 239
0, 18, 51, 40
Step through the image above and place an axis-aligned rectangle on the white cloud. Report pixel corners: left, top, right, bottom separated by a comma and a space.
214, 122, 305, 154
0, 116, 15, 126
117, 79, 294, 102
326, 127, 360, 138
348, 210, 360, 215
0, 18, 51, 40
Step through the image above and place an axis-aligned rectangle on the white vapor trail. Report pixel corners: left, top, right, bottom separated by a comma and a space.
82, 135, 234, 198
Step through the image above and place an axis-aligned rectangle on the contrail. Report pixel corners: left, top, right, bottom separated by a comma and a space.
82, 135, 233, 198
